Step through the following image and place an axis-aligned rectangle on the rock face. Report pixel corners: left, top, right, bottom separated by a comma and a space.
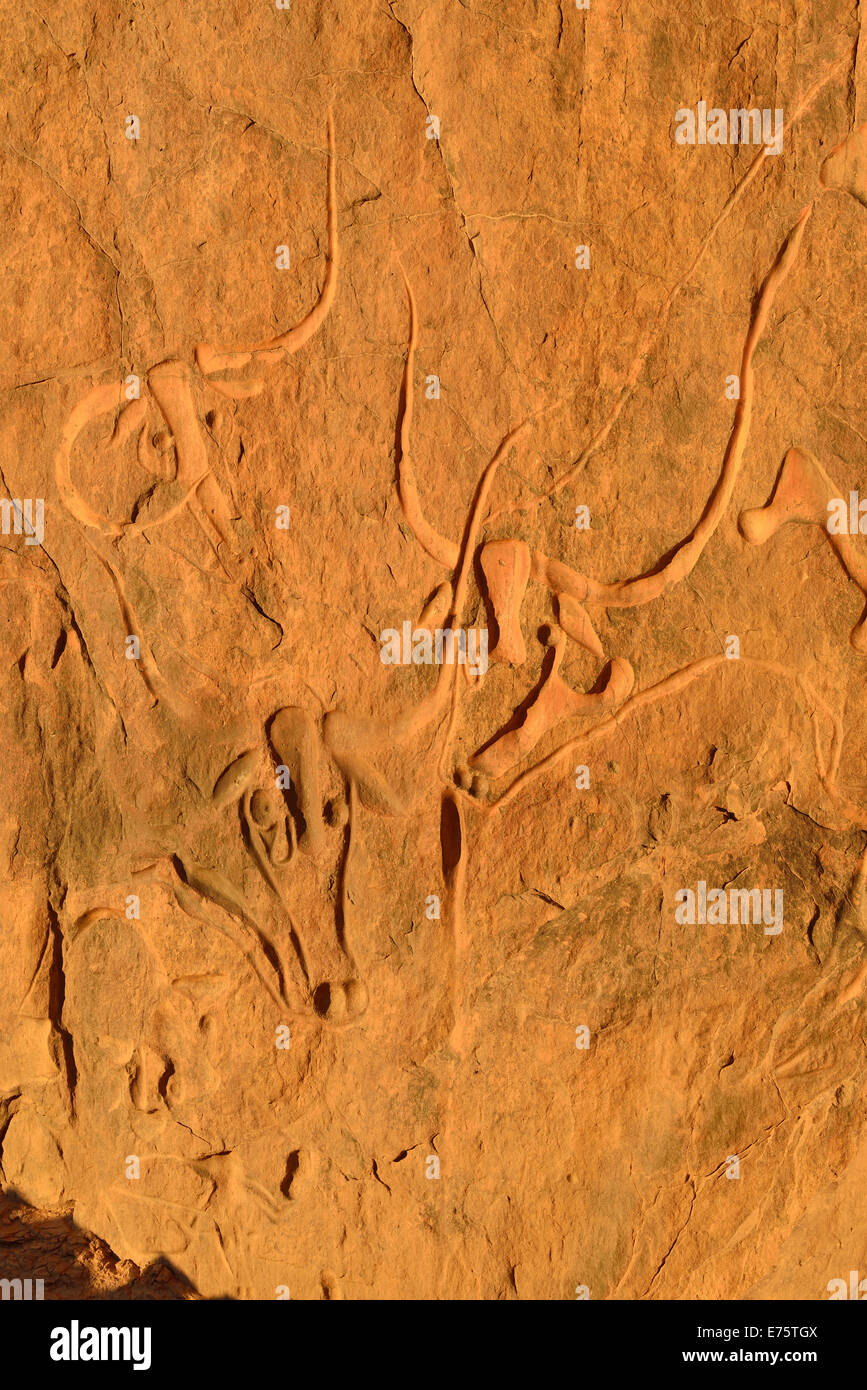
0, 1190, 198, 1300
0, 2, 866, 1302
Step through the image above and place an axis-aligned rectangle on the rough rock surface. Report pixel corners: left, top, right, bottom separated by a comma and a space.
0, 1190, 198, 1299
0, 1, 866, 1300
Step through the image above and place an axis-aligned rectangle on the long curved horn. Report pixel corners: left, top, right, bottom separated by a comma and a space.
195, 111, 339, 376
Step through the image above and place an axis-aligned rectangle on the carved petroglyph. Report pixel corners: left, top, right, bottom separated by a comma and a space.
53, 114, 339, 711
479, 538, 531, 666
18, 61, 867, 1302
211, 749, 258, 811
390, 203, 826, 824
471, 630, 634, 780
269, 708, 326, 856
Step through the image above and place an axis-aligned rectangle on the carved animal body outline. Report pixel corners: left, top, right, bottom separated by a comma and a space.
58, 98, 867, 1049
25, 82, 867, 1300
